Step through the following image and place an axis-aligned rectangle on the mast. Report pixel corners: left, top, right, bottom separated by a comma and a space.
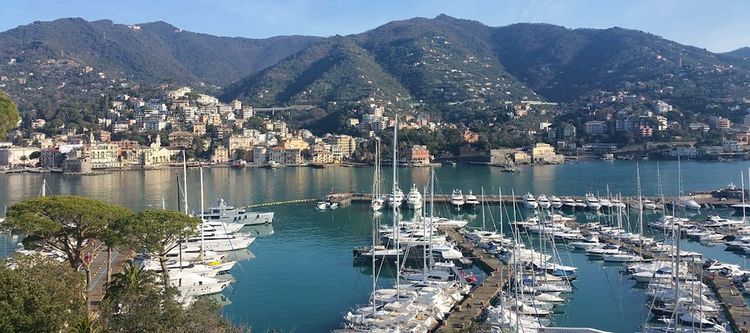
392, 115, 400, 296
675, 224, 681, 331
429, 168, 434, 270
41, 179, 46, 197
481, 187, 486, 230
743, 171, 746, 223
422, 185, 428, 277
637, 162, 644, 236
182, 150, 189, 215
499, 187, 503, 235
199, 167, 205, 262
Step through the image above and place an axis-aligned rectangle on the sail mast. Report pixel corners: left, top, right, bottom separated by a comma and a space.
393, 115, 400, 296
182, 150, 189, 215
199, 167, 205, 262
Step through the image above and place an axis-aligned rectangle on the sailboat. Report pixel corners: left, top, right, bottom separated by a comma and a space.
676, 155, 701, 210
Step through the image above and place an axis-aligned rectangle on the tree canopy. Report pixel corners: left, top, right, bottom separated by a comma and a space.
111, 210, 200, 285
0, 91, 20, 139
0, 254, 87, 333
4, 196, 133, 282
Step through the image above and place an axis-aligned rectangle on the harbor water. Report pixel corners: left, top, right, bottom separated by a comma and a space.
3, 160, 750, 332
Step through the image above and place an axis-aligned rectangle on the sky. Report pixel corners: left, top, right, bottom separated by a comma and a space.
1, 0, 748, 53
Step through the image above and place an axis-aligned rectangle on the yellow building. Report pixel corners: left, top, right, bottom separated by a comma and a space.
281, 137, 310, 150
531, 143, 563, 164
89, 143, 120, 169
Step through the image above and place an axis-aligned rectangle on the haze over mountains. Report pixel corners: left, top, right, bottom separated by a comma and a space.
1, 15, 749, 117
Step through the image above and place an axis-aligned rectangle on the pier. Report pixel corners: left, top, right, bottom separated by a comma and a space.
434, 227, 509, 333
570, 221, 750, 333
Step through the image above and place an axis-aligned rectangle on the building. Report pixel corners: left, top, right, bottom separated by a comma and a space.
192, 123, 206, 136
211, 148, 229, 164
638, 126, 654, 138
281, 137, 310, 150
405, 145, 430, 165
94, 130, 111, 142
0, 147, 38, 166
62, 148, 92, 174
584, 121, 607, 135
228, 135, 256, 154
722, 140, 743, 153
137, 136, 173, 167
531, 143, 563, 164
252, 146, 269, 165
168, 131, 195, 149
654, 100, 673, 113
463, 130, 479, 143
40, 148, 63, 168
89, 143, 120, 169
31, 118, 46, 129
310, 145, 334, 164
325, 135, 357, 158
489, 149, 514, 165
709, 116, 731, 130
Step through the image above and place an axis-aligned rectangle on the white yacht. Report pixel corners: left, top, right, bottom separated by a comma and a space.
599, 197, 612, 210
182, 232, 255, 252
562, 197, 577, 210
406, 184, 423, 210
464, 190, 480, 208
201, 199, 274, 226
388, 185, 405, 208
585, 193, 601, 210
170, 271, 230, 296
523, 193, 539, 209
537, 195, 551, 209
450, 190, 465, 209
371, 197, 385, 211
549, 196, 563, 209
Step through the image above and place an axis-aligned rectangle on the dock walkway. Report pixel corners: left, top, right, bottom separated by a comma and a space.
570, 221, 750, 332
435, 227, 508, 333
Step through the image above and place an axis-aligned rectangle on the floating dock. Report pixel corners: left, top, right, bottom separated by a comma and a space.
434, 227, 509, 333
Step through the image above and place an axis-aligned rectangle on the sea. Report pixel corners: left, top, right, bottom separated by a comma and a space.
2, 160, 750, 333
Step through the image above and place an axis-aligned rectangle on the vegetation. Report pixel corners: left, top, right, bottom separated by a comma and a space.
0, 254, 87, 333
0, 91, 20, 139
0, 197, 242, 333
4, 196, 132, 288
111, 210, 201, 287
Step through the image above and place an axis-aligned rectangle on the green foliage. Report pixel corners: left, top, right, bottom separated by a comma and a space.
4, 196, 133, 271
111, 210, 200, 286
101, 261, 241, 333
0, 254, 87, 333
0, 91, 20, 139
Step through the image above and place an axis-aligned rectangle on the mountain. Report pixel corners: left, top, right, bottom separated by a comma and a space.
222, 37, 410, 105
725, 47, 750, 58
222, 15, 750, 110
0, 18, 321, 85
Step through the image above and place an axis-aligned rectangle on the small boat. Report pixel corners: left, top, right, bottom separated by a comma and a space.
464, 190, 480, 208
406, 184, 423, 210
570, 236, 600, 250
229, 160, 247, 169
602, 252, 643, 263
371, 197, 385, 211
450, 189, 465, 209
523, 193, 538, 209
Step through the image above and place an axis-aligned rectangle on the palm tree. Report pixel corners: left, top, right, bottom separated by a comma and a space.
71, 313, 101, 333
104, 261, 156, 301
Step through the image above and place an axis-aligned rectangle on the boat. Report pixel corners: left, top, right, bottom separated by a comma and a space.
537, 195, 552, 209
464, 190, 480, 208
450, 190, 465, 209
562, 197, 577, 210
406, 184, 423, 210
523, 193, 539, 209
585, 193, 601, 210
262, 161, 282, 169
201, 198, 274, 226
388, 185, 404, 208
570, 235, 600, 250
229, 160, 246, 169
549, 196, 563, 209
602, 252, 643, 262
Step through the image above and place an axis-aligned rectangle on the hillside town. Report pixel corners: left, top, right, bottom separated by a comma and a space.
3, 82, 750, 173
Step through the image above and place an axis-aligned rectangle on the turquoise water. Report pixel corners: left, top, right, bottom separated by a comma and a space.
2, 161, 750, 332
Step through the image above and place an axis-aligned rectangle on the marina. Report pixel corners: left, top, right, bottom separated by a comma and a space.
5, 161, 750, 331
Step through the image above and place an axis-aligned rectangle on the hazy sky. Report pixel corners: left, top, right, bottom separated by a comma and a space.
1, 0, 748, 52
